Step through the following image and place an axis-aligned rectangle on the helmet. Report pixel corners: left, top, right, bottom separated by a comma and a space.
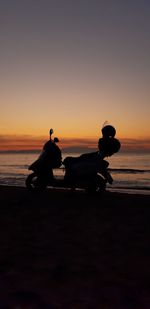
102, 125, 116, 138
98, 137, 121, 156
54, 137, 59, 143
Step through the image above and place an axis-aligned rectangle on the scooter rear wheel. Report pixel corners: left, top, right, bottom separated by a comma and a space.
26, 172, 47, 191
96, 174, 106, 192
87, 174, 106, 194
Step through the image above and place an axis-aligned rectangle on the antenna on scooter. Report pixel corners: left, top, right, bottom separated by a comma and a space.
49, 128, 54, 141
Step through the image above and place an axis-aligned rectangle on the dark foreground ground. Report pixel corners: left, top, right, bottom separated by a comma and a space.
0, 185, 149, 308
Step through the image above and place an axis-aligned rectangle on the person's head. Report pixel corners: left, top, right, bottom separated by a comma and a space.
102, 125, 116, 138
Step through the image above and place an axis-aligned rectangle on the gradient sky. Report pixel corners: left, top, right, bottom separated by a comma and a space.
0, 0, 150, 151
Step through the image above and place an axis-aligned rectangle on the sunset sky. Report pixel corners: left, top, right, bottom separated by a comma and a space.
0, 0, 150, 151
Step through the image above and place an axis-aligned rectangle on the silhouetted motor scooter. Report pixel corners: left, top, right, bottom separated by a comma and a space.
26, 127, 120, 193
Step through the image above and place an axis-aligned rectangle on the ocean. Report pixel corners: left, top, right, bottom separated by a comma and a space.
0, 151, 150, 195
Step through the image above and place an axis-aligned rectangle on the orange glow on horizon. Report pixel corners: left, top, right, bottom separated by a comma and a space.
1, 1, 150, 152
0, 134, 149, 152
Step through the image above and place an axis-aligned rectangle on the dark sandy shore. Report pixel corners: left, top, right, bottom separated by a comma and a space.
0, 185, 149, 308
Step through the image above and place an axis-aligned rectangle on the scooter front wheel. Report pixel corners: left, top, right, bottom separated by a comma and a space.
26, 172, 47, 191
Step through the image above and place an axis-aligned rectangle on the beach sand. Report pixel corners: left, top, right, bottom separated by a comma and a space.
0, 185, 149, 308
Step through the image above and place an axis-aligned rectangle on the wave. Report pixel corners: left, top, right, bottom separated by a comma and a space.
1, 166, 150, 174
0, 164, 29, 168
109, 185, 150, 191
109, 168, 150, 174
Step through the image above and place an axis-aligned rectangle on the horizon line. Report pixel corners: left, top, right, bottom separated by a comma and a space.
0, 135, 150, 152
0, 147, 149, 154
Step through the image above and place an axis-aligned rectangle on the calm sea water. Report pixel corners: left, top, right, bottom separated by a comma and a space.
0, 151, 149, 195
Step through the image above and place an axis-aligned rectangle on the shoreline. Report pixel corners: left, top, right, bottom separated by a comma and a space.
0, 185, 150, 307
0, 183, 150, 196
